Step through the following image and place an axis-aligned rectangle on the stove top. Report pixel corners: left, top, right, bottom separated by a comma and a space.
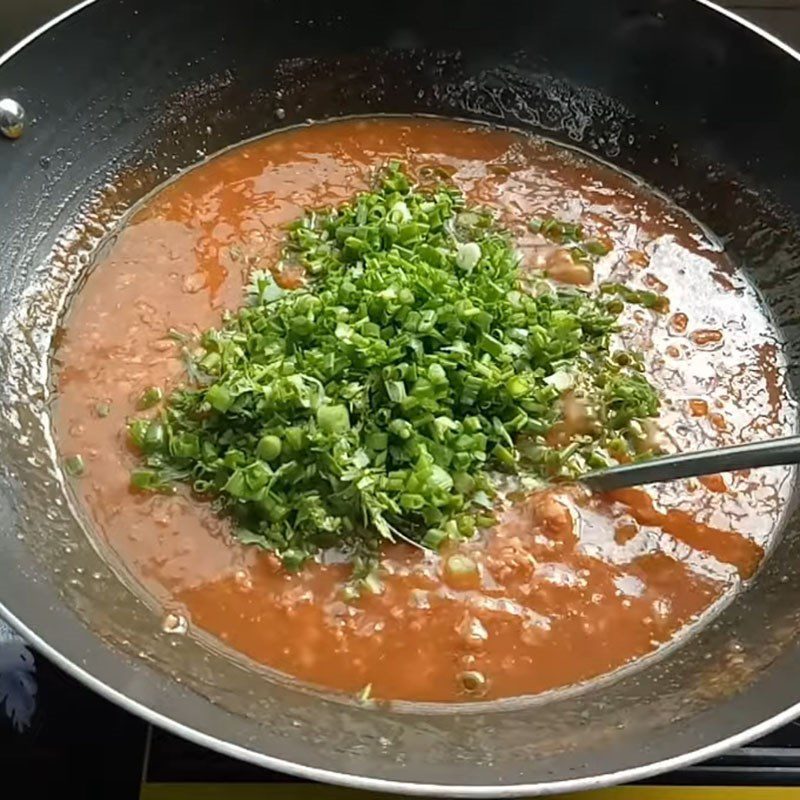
3, 621, 800, 799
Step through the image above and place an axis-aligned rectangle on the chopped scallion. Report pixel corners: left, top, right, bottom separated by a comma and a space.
137, 386, 163, 410
64, 454, 85, 477
126, 164, 661, 578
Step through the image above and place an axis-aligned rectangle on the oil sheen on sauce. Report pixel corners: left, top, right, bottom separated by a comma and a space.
54, 118, 794, 703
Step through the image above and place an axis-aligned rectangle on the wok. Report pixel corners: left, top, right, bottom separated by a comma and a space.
2, 0, 800, 794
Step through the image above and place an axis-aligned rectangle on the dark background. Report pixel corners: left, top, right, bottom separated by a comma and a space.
2, 0, 798, 53
3, 1, 800, 55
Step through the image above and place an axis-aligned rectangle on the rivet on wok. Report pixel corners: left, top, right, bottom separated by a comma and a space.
0, 97, 25, 139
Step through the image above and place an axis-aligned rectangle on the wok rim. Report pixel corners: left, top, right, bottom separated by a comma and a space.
2, 0, 800, 794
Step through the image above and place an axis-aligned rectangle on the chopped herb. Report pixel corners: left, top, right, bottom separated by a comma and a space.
600, 282, 669, 313
64, 454, 85, 477
130, 467, 178, 494
529, 217, 583, 244
138, 386, 164, 410
584, 238, 612, 257
256, 434, 282, 462
446, 554, 478, 577
530, 216, 612, 262
95, 401, 111, 418
128, 164, 660, 576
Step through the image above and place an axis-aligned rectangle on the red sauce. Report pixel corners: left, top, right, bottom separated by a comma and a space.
53, 118, 793, 703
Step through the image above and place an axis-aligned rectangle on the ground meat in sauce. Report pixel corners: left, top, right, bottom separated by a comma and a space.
54, 118, 794, 703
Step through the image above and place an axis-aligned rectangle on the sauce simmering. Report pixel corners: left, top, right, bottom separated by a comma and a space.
54, 118, 793, 703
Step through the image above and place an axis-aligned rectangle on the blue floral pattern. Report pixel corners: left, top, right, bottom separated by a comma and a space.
0, 619, 37, 732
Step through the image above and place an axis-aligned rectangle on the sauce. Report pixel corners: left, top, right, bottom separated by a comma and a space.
54, 118, 794, 703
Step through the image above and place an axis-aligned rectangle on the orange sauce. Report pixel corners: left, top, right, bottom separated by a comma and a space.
699, 474, 728, 494
690, 329, 725, 349
54, 118, 793, 703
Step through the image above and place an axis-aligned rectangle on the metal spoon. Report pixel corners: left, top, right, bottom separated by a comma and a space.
581, 434, 800, 492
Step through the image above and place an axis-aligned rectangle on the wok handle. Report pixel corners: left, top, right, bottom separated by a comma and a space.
582, 434, 800, 492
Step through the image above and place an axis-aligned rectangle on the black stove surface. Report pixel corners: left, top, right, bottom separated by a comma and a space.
0, 622, 147, 797
3, 622, 800, 798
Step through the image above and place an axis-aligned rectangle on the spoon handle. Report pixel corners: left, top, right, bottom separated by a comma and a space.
582, 435, 800, 492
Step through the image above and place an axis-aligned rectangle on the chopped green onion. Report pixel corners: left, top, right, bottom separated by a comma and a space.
531, 217, 615, 263
360, 571, 384, 595
64, 454, 85, 477
206, 384, 233, 412
126, 164, 660, 577
456, 242, 481, 272
422, 528, 448, 549
446, 554, 478, 578
601, 282, 669, 313
256, 435, 282, 462
130, 468, 174, 493
137, 386, 163, 410
584, 238, 611, 256
143, 420, 166, 453
317, 404, 350, 434
281, 549, 307, 572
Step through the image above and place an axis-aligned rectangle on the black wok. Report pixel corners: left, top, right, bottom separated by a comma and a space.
2, 0, 800, 794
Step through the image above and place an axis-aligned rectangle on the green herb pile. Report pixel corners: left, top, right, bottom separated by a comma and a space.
128, 163, 660, 580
